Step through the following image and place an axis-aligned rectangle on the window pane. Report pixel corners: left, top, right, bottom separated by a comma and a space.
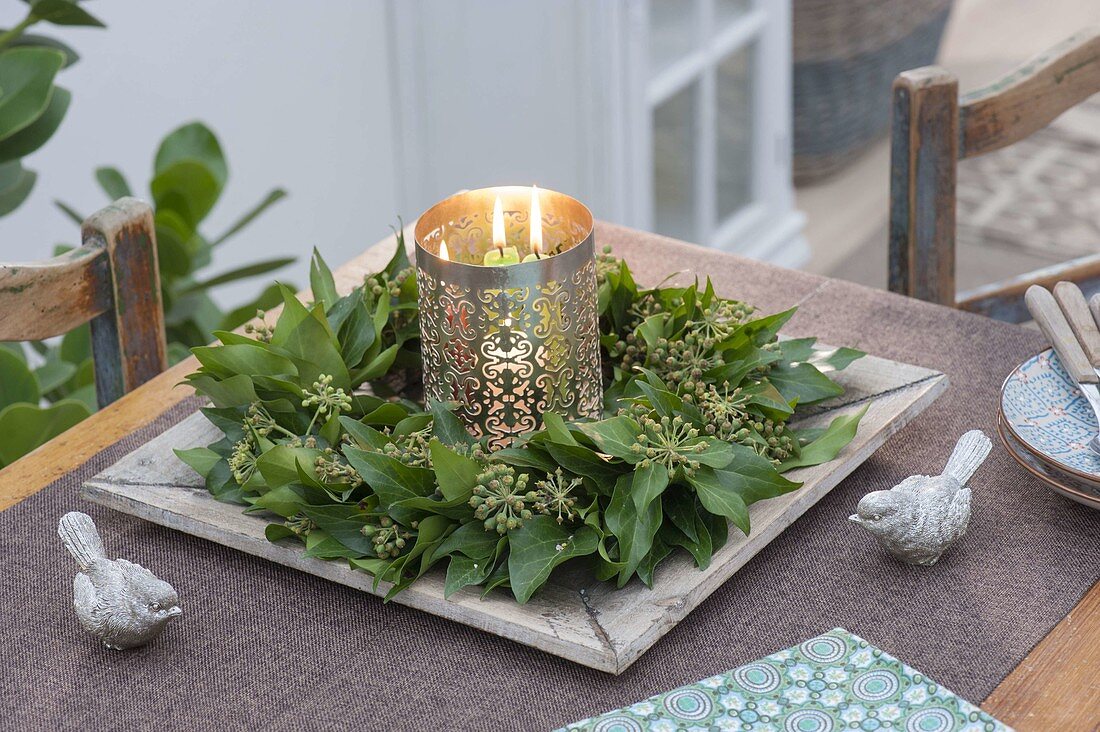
716, 44, 754, 221
649, 0, 698, 75
653, 81, 698, 242
714, 0, 751, 29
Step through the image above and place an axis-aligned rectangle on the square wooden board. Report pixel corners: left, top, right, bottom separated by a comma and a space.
82, 353, 946, 673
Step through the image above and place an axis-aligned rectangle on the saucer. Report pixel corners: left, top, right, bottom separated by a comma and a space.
1000, 349, 1100, 482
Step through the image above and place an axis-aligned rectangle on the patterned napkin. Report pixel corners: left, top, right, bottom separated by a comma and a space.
559, 628, 1011, 731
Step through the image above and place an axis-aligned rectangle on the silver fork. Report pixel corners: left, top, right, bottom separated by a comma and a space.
1026, 284, 1100, 454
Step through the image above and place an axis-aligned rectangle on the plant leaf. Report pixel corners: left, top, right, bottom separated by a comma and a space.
0, 47, 64, 141
154, 121, 227, 187
574, 415, 642, 462
781, 405, 867, 471
0, 399, 90, 467
0, 347, 39, 409
0, 85, 68, 164
309, 247, 338, 312
179, 257, 295, 294
429, 438, 479, 501
210, 188, 287, 247
0, 160, 36, 216
631, 460, 669, 513
94, 166, 131, 199
28, 0, 106, 28
507, 516, 597, 603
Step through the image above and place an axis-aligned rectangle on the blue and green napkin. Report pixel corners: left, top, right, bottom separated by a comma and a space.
560, 628, 1011, 731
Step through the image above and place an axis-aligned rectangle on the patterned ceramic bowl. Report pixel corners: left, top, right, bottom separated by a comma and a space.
1000, 348, 1100, 507
998, 417, 1100, 510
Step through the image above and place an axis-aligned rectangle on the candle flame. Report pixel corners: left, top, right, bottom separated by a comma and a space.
530, 185, 542, 257
492, 195, 505, 252
438, 239, 449, 261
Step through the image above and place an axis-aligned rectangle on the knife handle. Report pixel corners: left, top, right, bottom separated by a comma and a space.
1026, 285, 1098, 384
1054, 282, 1100, 367
1089, 293, 1100, 336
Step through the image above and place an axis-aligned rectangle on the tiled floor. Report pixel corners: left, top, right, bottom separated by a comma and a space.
799, 0, 1100, 291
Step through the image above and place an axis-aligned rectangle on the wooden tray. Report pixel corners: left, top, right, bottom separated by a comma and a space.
82, 353, 946, 673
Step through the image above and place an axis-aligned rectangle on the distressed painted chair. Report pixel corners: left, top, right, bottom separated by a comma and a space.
888, 27, 1100, 322
0, 197, 167, 407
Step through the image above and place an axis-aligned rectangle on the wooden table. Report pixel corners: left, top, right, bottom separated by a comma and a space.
2, 228, 1096, 730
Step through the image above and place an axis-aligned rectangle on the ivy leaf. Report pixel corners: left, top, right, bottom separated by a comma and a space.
689, 468, 751, 535
605, 473, 663, 587
304, 529, 361, 559
309, 247, 339, 312
429, 400, 475, 447
544, 442, 625, 484
812, 346, 865, 373
767, 362, 845, 406
301, 505, 374, 554
338, 416, 391, 450
631, 460, 669, 513
191, 343, 297, 379
344, 446, 436, 506
492, 446, 557, 473
429, 438, 479, 501
574, 415, 641, 461
507, 516, 597, 603
254, 445, 323, 489
435, 520, 498, 560
542, 412, 579, 446
173, 446, 222, 479
445, 554, 496, 598
781, 406, 867, 472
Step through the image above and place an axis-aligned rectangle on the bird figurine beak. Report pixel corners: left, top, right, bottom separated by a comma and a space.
166, 607, 182, 618
848, 514, 862, 524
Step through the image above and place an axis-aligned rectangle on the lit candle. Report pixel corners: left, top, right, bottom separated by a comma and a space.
522, 185, 543, 263
482, 195, 521, 266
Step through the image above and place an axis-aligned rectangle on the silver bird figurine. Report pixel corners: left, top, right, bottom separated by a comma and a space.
849, 430, 991, 566
58, 511, 181, 649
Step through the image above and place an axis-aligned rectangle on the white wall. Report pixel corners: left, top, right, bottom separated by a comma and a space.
0, 1, 399, 307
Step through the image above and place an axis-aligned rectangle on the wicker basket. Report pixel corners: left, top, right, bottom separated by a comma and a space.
793, 0, 953, 184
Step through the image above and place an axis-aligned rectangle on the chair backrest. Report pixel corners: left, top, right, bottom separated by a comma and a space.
888, 27, 1100, 321
0, 197, 167, 407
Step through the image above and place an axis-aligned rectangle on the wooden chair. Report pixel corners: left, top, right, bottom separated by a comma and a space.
0, 198, 167, 407
888, 27, 1100, 322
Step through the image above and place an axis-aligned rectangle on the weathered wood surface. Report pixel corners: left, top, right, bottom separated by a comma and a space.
888, 28, 1100, 323
83, 198, 168, 406
959, 27, 1100, 159
0, 244, 110, 340
888, 67, 958, 308
0, 197, 169, 407
0, 226, 415, 512
957, 253, 1100, 323
983, 578, 1100, 730
82, 352, 947, 673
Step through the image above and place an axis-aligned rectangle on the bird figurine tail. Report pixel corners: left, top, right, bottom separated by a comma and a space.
58, 512, 106, 571
942, 430, 992, 485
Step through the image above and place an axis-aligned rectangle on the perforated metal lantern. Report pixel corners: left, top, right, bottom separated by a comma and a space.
414, 187, 602, 448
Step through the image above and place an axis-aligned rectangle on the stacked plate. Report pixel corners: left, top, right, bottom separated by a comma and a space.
1000, 348, 1100, 509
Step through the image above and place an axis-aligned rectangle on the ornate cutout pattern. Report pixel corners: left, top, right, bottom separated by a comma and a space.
417, 259, 601, 448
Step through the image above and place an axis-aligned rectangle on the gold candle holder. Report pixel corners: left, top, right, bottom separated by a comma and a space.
414, 186, 602, 447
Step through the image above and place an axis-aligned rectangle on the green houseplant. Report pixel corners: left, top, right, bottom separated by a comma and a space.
0, 121, 292, 468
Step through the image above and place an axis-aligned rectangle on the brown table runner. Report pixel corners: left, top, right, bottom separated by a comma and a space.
2, 225, 1098, 731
